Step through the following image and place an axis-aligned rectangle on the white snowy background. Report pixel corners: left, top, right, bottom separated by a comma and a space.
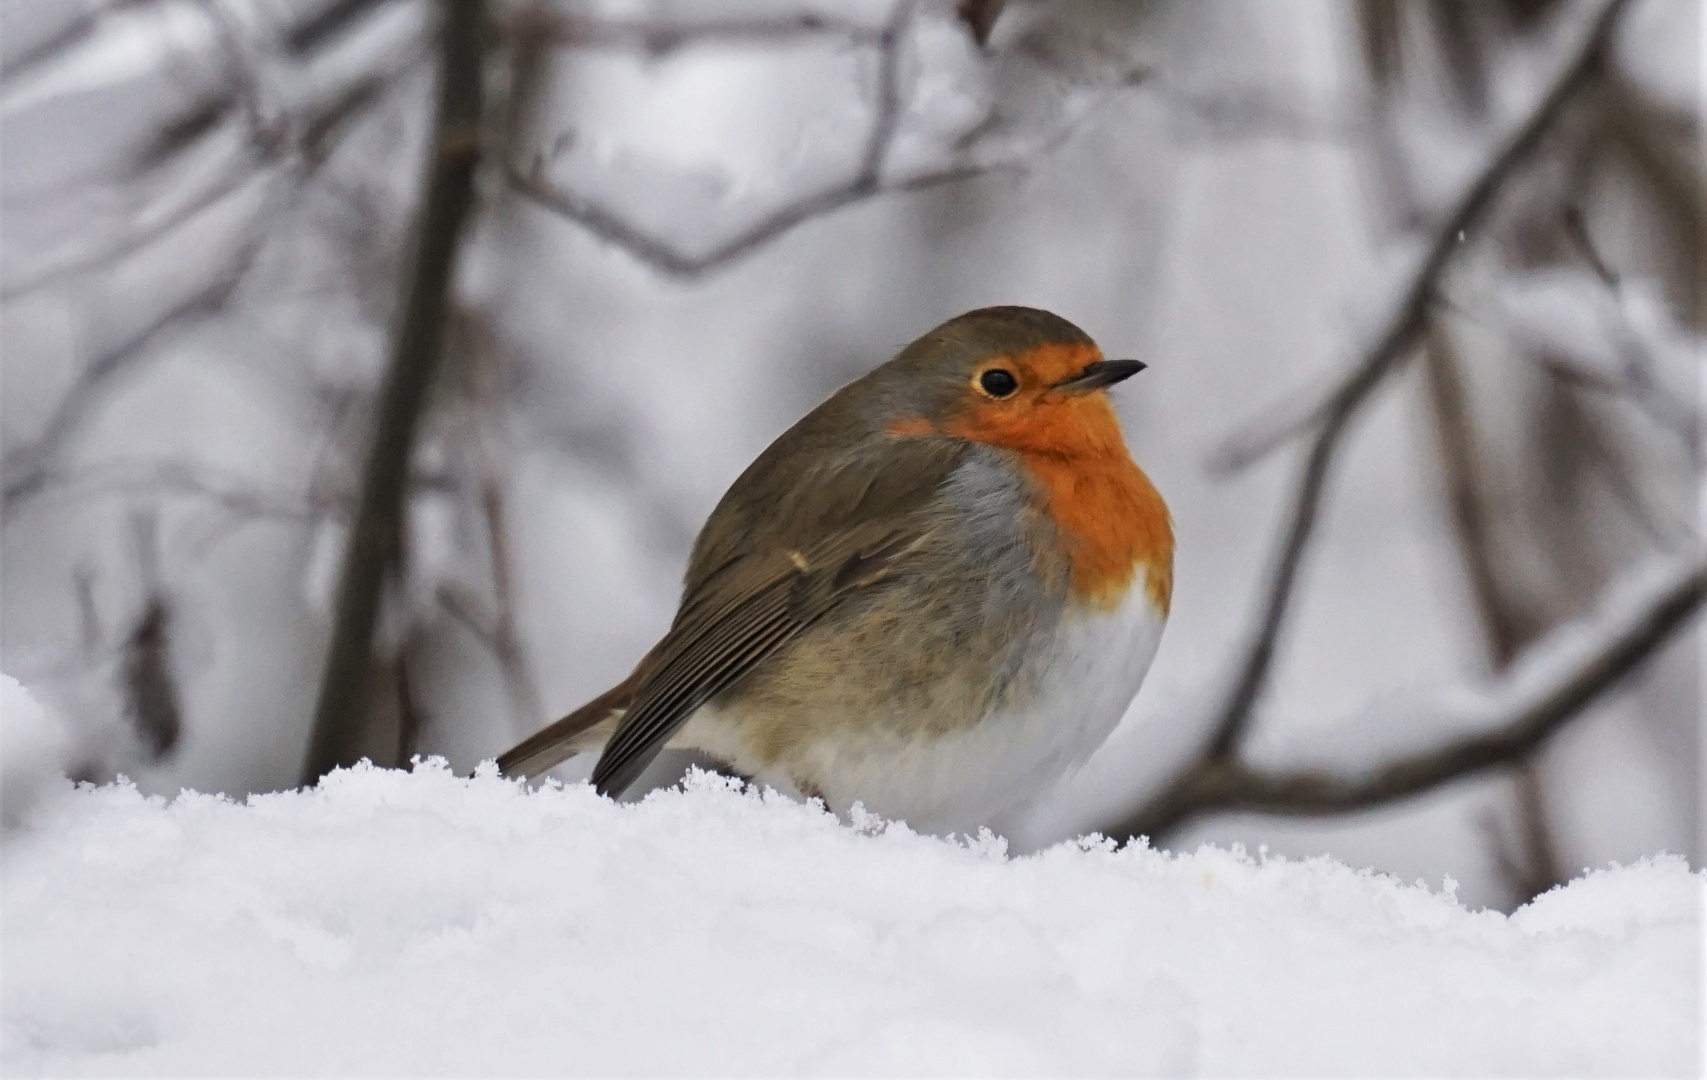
1, 0, 1703, 1073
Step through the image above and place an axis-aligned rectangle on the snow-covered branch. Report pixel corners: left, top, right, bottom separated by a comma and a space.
0, 4, 424, 300
1113, 554, 1707, 839
1206, 0, 1633, 477
505, 2, 1146, 279
1494, 268, 1702, 458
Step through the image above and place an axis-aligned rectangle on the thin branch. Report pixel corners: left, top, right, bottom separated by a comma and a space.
1425, 323, 1569, 905
1207, 0, 1632, 477
1500, 763, 1567, 901
1423, 324, 1533, 664
287, 0, 397, 55
503, 2, 986, 279
508, 5, 1142, 279
1597, 75, 1707, 323
1112, 556, 1707, 838
0, 0, 157, 88
2, 237, 267, 511
12, 458, 326, 524
956, 0, 1007, 47
1494, 267, 1705, 459
121, 595, 183, 761
1, 23, 424, 300
1560, 204, 1619, 287
393, 633, 425, 764
459, 311, 545, 734
500, 6, 886, 53
1199, 0, 1631, 758
1, 164, 270, 301
119, 509, 182, 762
302, 0, 486, 783
509, 158, 988, 279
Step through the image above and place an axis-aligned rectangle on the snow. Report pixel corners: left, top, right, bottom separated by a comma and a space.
3, 758, 1699, 1076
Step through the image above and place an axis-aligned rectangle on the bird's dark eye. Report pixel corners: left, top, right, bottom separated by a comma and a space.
978, 369, 1019, 398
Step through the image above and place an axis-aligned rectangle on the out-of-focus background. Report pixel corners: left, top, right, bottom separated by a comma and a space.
1, 0, 1699, 911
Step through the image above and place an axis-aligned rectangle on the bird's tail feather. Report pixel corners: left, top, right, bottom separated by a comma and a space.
495, 670, 640, 779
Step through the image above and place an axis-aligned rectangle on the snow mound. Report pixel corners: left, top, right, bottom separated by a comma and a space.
2, 762, 1699, 1076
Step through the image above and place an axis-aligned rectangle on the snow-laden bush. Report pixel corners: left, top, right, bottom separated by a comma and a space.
2, 758, 1697, 1075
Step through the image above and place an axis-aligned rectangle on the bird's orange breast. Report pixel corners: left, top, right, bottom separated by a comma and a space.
934, 348, 1173, 615
1018, 447, 1172, 614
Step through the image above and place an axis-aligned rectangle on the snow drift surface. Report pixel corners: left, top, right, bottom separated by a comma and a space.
2, 762, 1699, 1076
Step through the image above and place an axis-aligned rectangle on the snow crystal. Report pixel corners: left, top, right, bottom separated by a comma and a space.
2, 761, 1698, 1076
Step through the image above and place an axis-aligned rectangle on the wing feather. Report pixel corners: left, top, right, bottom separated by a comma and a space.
589, 521, 924, 797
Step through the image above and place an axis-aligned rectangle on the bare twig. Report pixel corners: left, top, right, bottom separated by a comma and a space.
1597, 76, 1707, 322
1493, 266, 1704, 458
1424, 325, 1535, 664
394, 634, 425, 763
459, 312, 545, 733
1199, 0, 1630, 759
956, 0, 1007, 47
302, 0, 486, 783
1561, 204, 1619, 286
1112, 556, 1707, 838
1425, 324, 1569, 903
500, 6, 886, 52
288, 0, 397, 55
2, 166, 270, 301
74, 564, 102, 655
2, 21, 423, 300
508, 1, 1140, 279
1499, 764, 1567, 900
121, 510, 182, 761
14, 459, 326, 525
1207, 0, 1631, 476
2, 237, 268, 511
0, 0, 157, 88
503, 2, 998, 279
508, 158, 987, 279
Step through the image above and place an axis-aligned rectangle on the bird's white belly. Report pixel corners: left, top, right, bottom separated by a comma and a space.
684, 570, 1168, 837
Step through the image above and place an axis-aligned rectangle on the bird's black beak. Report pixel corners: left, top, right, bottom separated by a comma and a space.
1051, 359, 1146, 394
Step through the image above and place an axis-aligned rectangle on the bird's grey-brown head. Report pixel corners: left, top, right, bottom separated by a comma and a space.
856, 307, 1144, 441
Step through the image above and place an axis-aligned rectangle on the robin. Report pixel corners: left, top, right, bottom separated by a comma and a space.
497, 306, 1172, 835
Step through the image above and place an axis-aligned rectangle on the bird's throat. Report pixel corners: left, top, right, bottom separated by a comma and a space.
1020, 448, 1173, 615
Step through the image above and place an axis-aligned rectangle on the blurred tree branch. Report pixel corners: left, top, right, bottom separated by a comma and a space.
504, 2, 1143, 279
956, 0, 1007, 47
1424, 324, 1567, 900
2, 37, 424, 301
302, 0, 486, 783
1, 0, 156, 88
500, 5, 888, 52
2, 237, 267, 511
1114, 555, 1707, 837
1207, 0, 1630, 478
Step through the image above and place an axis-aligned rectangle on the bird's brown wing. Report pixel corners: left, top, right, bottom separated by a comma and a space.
493, 432, 966, 789
590, 520, 925, 798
